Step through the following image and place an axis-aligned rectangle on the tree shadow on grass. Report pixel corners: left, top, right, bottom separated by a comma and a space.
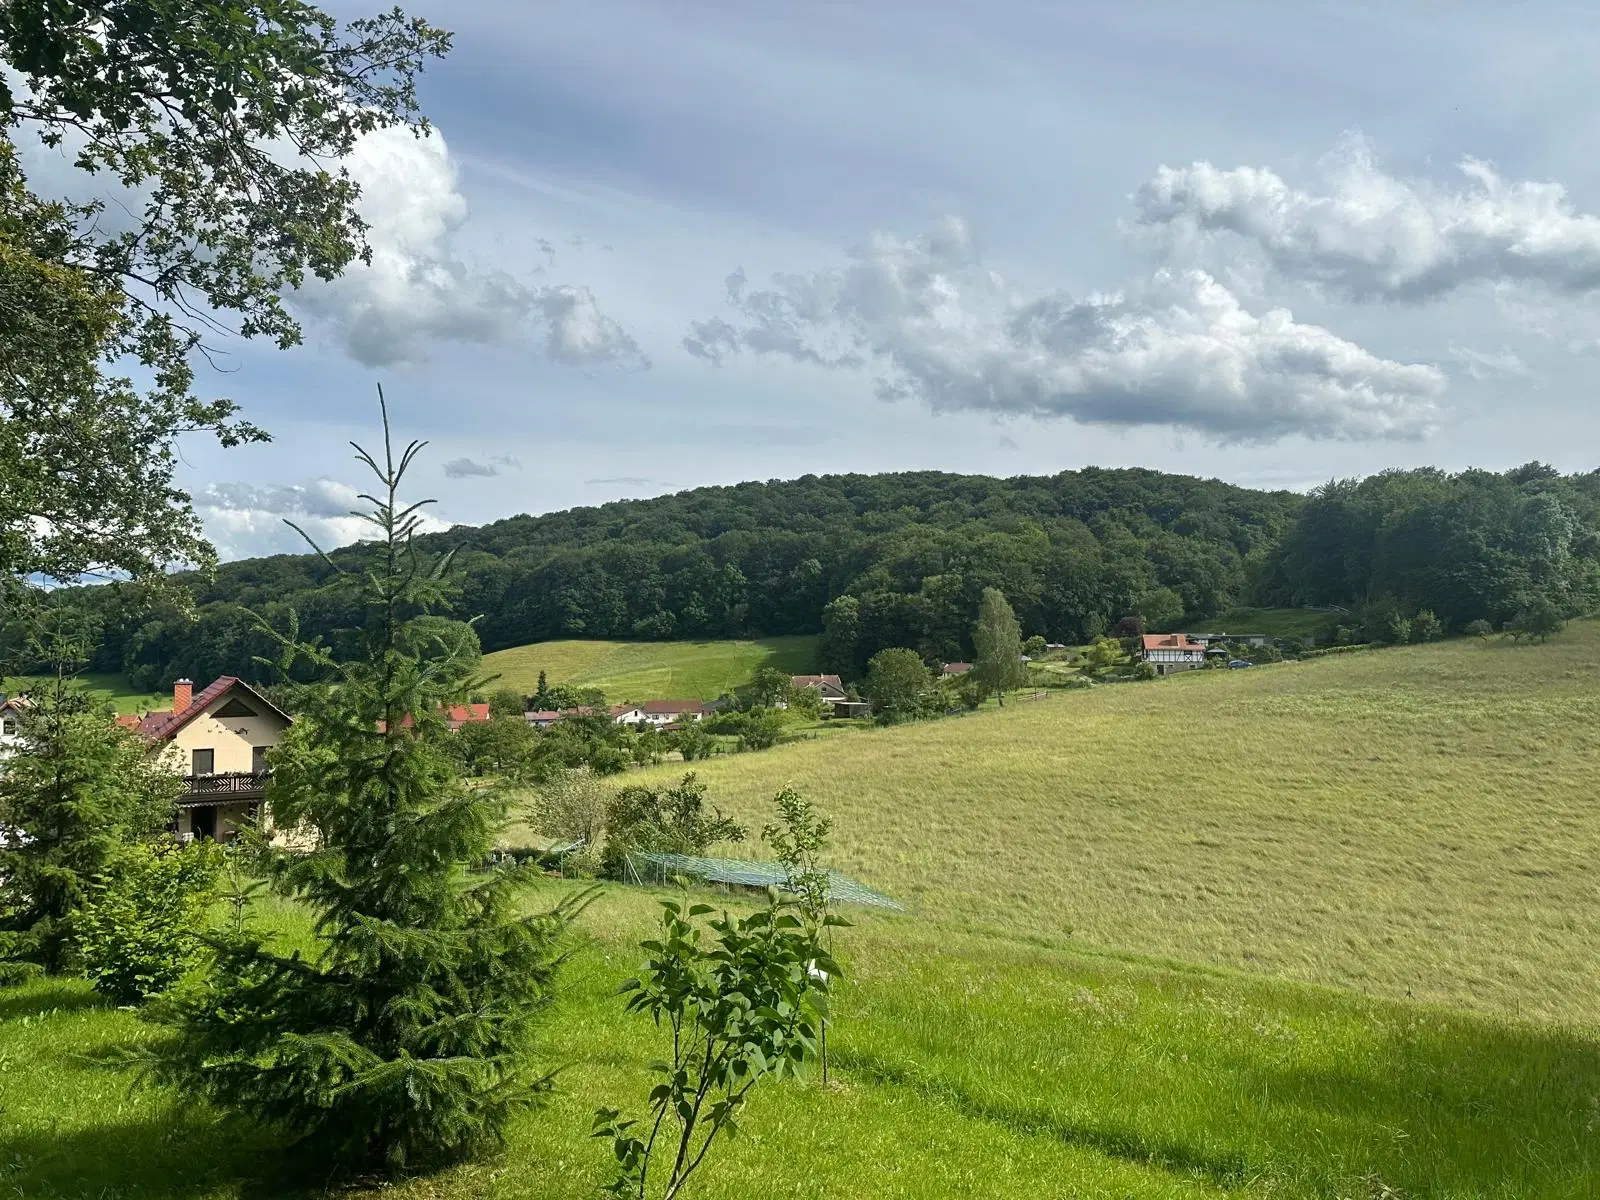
1222, 1014, 1600, 1198
0, 979, 107, 1022
0, 1111, 324, 1200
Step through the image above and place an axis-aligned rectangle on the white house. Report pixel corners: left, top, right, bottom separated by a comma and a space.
619, 700, 707, 728
0, 695, 31, 762
120, 677, 294, 842
1139, 633, 1208, 676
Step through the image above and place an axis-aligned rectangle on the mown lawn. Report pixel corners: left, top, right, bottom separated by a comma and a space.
2, 887, 1595, 1199
481, 636, 819, 703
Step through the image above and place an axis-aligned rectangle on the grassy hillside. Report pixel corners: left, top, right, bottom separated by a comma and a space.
0, 672, 166, 715
7, 629, 1600, 1196
482, 635, 818, 702
623, 623, 1600, 1025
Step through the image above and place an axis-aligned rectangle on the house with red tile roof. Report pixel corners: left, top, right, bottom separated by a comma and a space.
124, 677, 294, 842
789, 674, 868, 718
791, 674, 847, 700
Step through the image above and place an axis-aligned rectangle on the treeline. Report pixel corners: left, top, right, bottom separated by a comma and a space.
37, 468, 1301, 687
1253, 463, 1600, 635
27, 463, 1600, 688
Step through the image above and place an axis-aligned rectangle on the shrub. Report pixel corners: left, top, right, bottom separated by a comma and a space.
1412, 609, 1443, 643
602, 773, 745, 879
527, 768, 608, 855
1464, 618, 1494, 639
78, 837, 219, 1005
671, 723, 718, 762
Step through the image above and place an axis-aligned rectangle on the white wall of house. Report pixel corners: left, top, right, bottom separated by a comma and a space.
154, 708, 287, 777
1144, 648, 1206, 664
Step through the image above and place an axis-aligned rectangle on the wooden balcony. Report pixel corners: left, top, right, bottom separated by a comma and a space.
178, 770, 270, 807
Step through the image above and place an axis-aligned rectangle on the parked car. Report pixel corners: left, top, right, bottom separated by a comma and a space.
1227, 659, 1254, 669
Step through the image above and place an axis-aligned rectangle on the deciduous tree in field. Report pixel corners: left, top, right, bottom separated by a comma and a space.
819, 594, 862, 677
865, 647, 931, 725
148, 402, 583, 1175
972, 587, 1027, 707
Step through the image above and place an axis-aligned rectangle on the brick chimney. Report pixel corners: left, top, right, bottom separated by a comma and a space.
174, 679, 193, 713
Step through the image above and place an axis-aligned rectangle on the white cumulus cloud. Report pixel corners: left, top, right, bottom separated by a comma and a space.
294, 125, 646, 369
194, 479, 452, 561
1133, 135, 1600, 302
685, 218, 1445, 442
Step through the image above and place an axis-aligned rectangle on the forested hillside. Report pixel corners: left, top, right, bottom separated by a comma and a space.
29, 462, 1600, 691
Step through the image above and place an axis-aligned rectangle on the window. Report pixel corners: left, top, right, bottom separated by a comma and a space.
252, 745, 269, 774
191, 748, 215, 776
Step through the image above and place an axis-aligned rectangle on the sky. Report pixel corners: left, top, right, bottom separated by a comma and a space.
97, 1, 1600, 557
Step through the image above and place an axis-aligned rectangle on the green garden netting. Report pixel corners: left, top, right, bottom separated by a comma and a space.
624, 851, 905, 911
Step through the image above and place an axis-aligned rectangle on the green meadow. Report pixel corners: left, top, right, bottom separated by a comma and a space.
480, 635, 819, 702
4, 625, 1600, 1196
0, 671, 166, 715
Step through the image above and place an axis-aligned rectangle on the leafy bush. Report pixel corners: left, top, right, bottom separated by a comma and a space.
602, 773, 745, 879
1464, 618, 1494, 639
1412, 609, 1443, 642
78, 837, 219, 1004
527, 769, 609, 857
592, 889, 838, 1199
670, 723, 718, 761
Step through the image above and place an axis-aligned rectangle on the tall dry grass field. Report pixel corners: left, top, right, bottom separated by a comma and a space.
626, 624, 1600, 1023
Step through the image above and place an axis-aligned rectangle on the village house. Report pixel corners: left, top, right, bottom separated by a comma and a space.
1139, 633, 1208, 676
941, 662, 973, 676
790, 674, 869, 719
524, 706, 596, 729
616, 700, 707, 728
0, 694, 31, 762
121, 677, 294, 843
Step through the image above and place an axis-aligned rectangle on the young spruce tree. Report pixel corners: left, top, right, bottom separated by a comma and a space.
149, 395, 584, 1174
0, 627, 175, 982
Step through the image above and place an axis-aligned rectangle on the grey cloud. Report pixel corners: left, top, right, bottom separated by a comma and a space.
535, 285, 651, 368
686, 218, 1445, 442
491, 454, 522, 468
194, 479, 451, 561
443, 457, 499, 478
1134, 134, 1600, 303
586, 475, 663, 486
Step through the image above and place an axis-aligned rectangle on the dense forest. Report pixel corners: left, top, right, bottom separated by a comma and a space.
23, 463, 1600, 691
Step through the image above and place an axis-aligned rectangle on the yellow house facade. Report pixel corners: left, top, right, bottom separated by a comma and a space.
129, 677, 293, 842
